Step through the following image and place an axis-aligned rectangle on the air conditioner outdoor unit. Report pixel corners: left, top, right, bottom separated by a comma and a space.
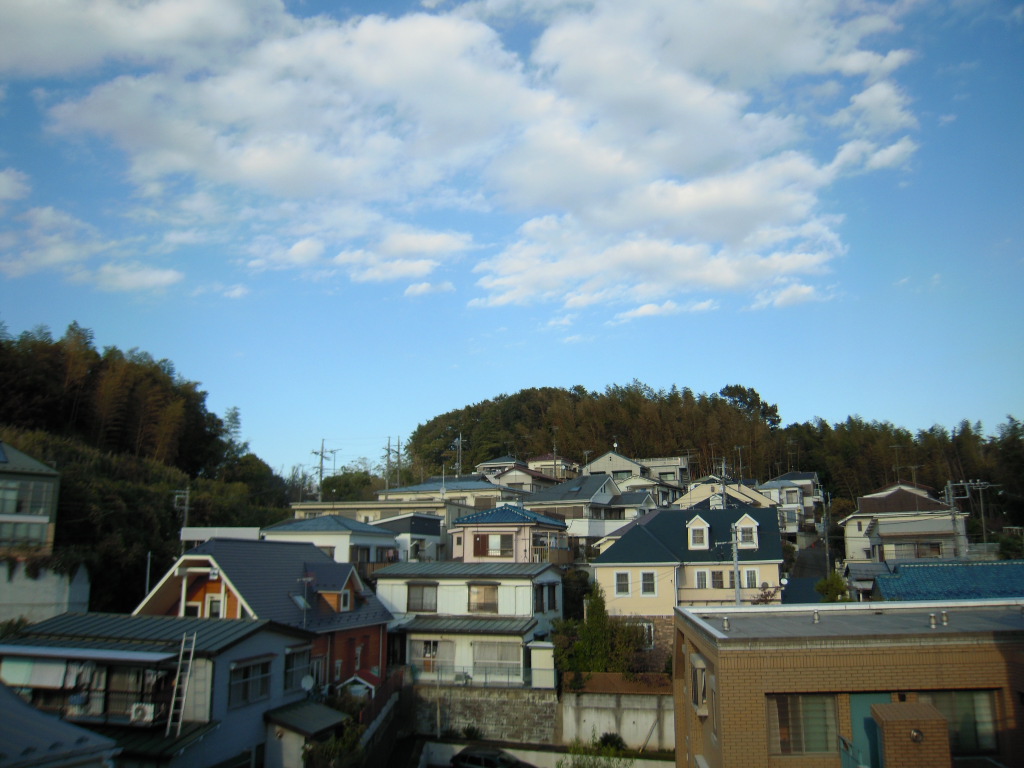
129, 702, 155, 725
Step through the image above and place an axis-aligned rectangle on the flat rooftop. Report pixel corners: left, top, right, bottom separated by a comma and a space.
677, 599, 1024, 642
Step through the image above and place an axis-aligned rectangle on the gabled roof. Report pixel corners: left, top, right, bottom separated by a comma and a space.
772, 471, 819, 482
374, 561, 558, 581
451, 504, 567, 530
149, 539, 393, 633
476, 455, 524, 468
263, 515, 395, 536
1, 612, 305, 658
377, 474, 522, 495
0, 441, 59, 477
0, 682, 119, 768
757, 479, 801, 490
857, 487, 951, 515
528, 474, 617, 503
874, 560, 1024, 601
592, 506, 783, 566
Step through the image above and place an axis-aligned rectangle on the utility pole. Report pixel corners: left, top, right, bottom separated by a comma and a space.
173, 486, 190, 555
311, 439, 339, 502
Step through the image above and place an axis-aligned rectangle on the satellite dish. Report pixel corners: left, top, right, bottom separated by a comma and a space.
300, 675, 315, 692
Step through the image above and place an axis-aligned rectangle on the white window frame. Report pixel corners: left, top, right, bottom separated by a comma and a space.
694, 569, 709, 590
641, 571, 657, 596
615, 572, 630, 596
689, 525, 709, 550
745, 569, 759, 590
205, 593, 223, 618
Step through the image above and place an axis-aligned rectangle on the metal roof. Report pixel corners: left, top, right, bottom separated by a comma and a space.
0, 441, 59, 477
451, 504, 567, 530
265, 700, 349, 737
262, 515, 393, 536
374, 561, 558, 581
593, 506, 783, 565
179, 539, 394, 633
398, 615, 538, 636
0, 682, 119, 768
874, 560, 1024, 601
0, 613, 297, 657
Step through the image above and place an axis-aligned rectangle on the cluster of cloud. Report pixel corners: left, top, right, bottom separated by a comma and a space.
0, 0, 926, 312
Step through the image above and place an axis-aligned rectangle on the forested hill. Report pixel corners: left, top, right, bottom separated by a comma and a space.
406, 382, 1023, 517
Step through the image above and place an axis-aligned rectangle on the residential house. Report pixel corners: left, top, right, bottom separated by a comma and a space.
526, 453, 579, 481
374, 562, 562, 686
838, 484, 967, 565
0, 441, 89, 623
368, 512, 444, 562
872, 559, 1024, 601
0, 681, 120, 768
448, 504, 570, 565
592, 506, 784, 669
0, 612, 325, 768
672, 477, 775, 510
756, 477, 810, 544
583, 450, 692, 487
290, 497, 473, 539
673, 599, 1024, 768
0, 440, 59, 555
134, 539, 392, 696
526, 474, 657, 558
767, 469, 823, 522
261, 515, 400, 581
376, 475, 529, 510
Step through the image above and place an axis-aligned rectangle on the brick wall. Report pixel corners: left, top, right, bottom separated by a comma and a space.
872, 702, 951, 768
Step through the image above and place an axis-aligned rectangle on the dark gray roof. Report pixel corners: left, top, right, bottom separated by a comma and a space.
374, 561, 558, 581
0, 441, 58, 477
452, 504, 566, 530
371, 514, 443, 536
185, 539, 393, 633
593, 506, 784, 565
398, 615, 538, 636
265, 699, 349, 737
1, 612, 302, 658
378, 474, 518, 494
528, 474, 616, 503
773, 471, 818, 482
0, 682, 119, 768
263, 515, 394, 536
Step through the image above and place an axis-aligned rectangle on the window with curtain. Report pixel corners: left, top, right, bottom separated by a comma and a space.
468, 583, 498, 613
284, 648, 310, 691
229, 659, 271, 707
918, 690, 997, 753
408, 583, 437, 612
767, 693, 838, 754
473, 641, 521, 677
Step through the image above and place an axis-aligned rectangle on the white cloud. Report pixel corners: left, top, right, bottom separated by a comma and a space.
405, 280, 456, 296
93, 261, 184, 292
830, 80, 918, 137
0, 168, 30, 201
223, 284, 249, 299
0, 206, 110, 277
750, 281, 824, 309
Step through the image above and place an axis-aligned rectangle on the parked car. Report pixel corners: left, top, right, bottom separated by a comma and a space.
450, 745, 537, 768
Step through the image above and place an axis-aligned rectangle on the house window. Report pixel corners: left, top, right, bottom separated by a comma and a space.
745, 569, 759, 589
690, 654, 709, 715
695, 571, 708, 590
206, 595, 222, 618
711, 571, 724, 589
547, 584, 557, 611
857, 521, 863, 532
284, 648, 311, 691
473, 641, 521, 678
767, 694, 838, 754
184, 603, 201, 617
229, 659, 271, 707
310, 656, 326, 685
318, 546, 336, 559
739, 526, 755, 545
413, 639, 454, 674
341, 590, 351, 611
690, 527, 706, 548
918, 690, 997, 753
641, 572, 656, 595
408, 583, 437, 612
615, 572, 630, 596
534, 585, 545, 612
468, 583, 498, 613
474, 533, 513, 557
785, 490, 799, 504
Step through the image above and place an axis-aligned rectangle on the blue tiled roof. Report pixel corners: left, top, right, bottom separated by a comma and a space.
873, 560, 1024, 601
451, 504, 566, 529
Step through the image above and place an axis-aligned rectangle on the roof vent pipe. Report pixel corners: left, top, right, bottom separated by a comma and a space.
941, 610, 949, 626
812, 610, 819, 624
722, 616, 730, 631
929, 613, 937, 629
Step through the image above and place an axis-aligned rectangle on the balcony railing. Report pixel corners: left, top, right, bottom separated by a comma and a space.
409, 663, 526, 687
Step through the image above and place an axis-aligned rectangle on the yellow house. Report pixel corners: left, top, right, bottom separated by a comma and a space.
592, 505, 784, 670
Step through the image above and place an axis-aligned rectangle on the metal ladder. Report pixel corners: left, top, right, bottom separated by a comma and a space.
165, 632, 196, 737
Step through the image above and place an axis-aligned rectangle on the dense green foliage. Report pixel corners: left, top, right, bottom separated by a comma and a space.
407, 382, 1023, 525
0, 426, 291, 612
553, 585, 648, 685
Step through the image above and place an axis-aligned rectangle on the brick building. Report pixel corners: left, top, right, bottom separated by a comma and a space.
673, 599, 1024, 768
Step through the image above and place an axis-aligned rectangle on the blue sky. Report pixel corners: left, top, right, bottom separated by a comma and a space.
1, 0, 1022, 477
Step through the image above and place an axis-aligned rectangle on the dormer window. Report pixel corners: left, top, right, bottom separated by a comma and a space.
687, 516, 710, 550
735, 515, 759, 549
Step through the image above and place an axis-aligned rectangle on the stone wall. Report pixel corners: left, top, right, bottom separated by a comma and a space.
411, 685, 559, 744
